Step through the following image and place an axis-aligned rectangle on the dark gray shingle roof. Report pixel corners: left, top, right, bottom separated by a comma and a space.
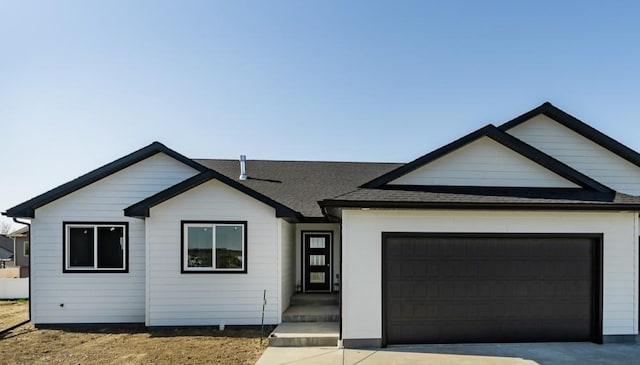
321, 188, 640, 209
0, 235, 14, 258
194, 159, 402, 217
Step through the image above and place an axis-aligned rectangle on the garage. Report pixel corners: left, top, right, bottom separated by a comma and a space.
382, 233, 602, 345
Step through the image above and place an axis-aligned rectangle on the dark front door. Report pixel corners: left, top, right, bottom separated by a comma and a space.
304, 233, 331, 292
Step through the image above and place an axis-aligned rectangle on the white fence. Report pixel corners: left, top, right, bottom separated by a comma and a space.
0, 278, 29, 299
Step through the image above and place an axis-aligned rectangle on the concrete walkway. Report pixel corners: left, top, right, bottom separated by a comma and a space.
256, 342, 640, 365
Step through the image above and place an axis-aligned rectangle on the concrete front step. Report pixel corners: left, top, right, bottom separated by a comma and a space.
268, 322, 339, 347
282, 304, 339, 322
289, 293, 339, 306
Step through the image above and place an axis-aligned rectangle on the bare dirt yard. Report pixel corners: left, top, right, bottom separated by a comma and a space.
0, 301, 272, 365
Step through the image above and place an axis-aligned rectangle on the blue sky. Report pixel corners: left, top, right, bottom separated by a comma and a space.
2, 1, 640, 229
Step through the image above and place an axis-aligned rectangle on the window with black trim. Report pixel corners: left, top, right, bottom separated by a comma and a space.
63, 222, 128, 272
181, 221, 247, 273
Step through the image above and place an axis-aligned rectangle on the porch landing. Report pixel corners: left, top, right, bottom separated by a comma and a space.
268, 293, 339, 347
268, 322, 339, 347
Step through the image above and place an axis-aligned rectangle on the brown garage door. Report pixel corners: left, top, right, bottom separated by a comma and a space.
382, 234, 602, 345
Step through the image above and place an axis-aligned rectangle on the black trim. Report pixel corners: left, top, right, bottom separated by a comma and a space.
125, 171, 301, 219
341, 338, 382, 348
500, 102, 640, 169
320, 198, 640, 211
180, 220, 248, 274
298, 216, 332, 223
381, 231, 387, 348
594, 236, 604, 344
35, 323, 144, 329
602, 335, 639, 344
4, 142, 208, 218
361, 125, 612, 193
62, 222, 129, 274
379, 185, 615, 201
380, 232, 604, 346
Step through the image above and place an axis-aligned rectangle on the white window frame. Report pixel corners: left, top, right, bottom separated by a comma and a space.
23, 241, 29, 257
182, 221, 247, 273
64, 222, 128, 272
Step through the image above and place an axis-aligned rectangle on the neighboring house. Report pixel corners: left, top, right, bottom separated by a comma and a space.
0, 235, 14, 268
3, 102, 640, 347
9, 226, 29, 277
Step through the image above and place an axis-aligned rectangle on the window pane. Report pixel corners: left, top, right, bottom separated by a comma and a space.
97, 226, 124, 269
24, 241, 29, 256
310, 272, 325, 283
69, 227, 94, 267
215, 225, 243, 269
187, 227, 213, 267
309, 237, 325, 248
310, 255, 325, 266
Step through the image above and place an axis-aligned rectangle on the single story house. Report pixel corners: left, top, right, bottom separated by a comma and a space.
0, 234, 14, 267
9, 226, 30, 277
4, 102, 640, 346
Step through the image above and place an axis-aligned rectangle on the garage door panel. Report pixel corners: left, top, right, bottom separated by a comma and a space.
388, 318, 593, 344
383, 235, 597, 344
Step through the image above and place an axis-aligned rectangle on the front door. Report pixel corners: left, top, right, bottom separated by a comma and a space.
303, 233, 331, 292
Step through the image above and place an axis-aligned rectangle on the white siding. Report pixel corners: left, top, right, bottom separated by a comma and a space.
390, 137, 579, 188
279, 220, 296, 313
341, 209, 638, 341
295, 223, 341, 292
31, 153, 199, 324
508, 115, 640, 195
146, 179, 280, 326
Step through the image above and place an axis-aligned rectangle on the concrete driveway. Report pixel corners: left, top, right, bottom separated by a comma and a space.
256, 342, 640, 365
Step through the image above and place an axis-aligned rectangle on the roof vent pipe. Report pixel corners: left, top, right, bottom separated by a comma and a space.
239, 155, 247, 180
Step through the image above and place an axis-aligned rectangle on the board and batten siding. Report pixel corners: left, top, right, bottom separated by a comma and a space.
341, 209, 638, 342
390, 137, 579, 188
507, 115, 640, 195
30, 153, 199, 324
279, 220, 296, 313
145, 179, 281, 326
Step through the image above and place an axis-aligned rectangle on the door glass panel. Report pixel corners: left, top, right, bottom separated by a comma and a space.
310, 272, 325, 283
309, 237, 325, 248
310, 255, 325, 266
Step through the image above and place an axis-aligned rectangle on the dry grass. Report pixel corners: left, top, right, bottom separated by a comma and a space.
0, 300, 29, 329
0, 301, 272, 365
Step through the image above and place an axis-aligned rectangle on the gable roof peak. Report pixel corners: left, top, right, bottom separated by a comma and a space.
3, 141, 207, 218
500, 102, 640, 169
361, 122, 611, 193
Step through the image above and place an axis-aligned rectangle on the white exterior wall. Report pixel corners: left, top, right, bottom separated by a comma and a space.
30, 153, 198, 324
295, 223, 341, 292
145, 180, 281, 326
280, 219, 296, 312
390, 137, 579, 188
341, 209, 638, 341
508, 115, 640, 195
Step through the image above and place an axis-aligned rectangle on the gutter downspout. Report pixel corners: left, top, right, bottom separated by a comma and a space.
13, 217, 31, 325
